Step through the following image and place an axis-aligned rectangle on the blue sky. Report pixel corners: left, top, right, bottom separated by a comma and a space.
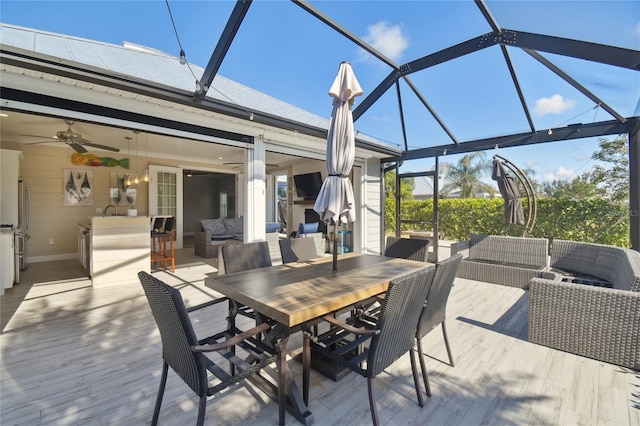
1, 0, 638, 186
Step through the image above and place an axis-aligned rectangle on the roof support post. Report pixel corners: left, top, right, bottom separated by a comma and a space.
630, 117, 640, 251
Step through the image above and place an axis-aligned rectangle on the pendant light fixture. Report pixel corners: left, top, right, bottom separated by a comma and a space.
133, 132, 140, 185
141, 131, 150, 182
125, 136, 132, 186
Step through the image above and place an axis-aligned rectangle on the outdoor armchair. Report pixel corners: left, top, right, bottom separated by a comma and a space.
304, 266, 437, 426
138, 272, 284, 426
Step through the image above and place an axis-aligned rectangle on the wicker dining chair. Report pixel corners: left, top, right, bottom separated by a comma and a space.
220, 241, 274, 332
352, 236, 431, 319
279, 237, 318, 264
138, 272, 283, 426
384, 236, 430, 262
416, 254, 463, 396
220, 240, 272, 274
306, 266, 437, 426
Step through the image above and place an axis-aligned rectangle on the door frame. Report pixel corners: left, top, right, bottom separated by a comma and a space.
149, 165, 184, 249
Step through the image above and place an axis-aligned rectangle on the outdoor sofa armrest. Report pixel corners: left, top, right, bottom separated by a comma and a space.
529, 277, 640, 370
450, 240, 470, 258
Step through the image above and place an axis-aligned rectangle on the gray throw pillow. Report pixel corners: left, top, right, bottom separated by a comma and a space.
200, 218, 227, 236
223, 217, 243, 235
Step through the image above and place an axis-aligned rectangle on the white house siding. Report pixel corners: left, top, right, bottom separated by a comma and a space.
362, 158, 382, 256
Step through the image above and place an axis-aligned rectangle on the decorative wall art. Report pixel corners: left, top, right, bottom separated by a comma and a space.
63, 169, 94, 206
110, 172, 137, 206
70, 152, 129, 168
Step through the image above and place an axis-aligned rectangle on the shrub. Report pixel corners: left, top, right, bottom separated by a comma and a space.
385, 197, 630, 248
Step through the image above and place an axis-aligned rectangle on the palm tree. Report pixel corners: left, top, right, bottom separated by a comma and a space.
441, 152, 492, 198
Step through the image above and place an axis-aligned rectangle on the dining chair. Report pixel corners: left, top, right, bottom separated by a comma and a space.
384, 236, 430, 262
220, 241, 273, 332
352, 236, 431, 320
138, 272, 284, 426
416, 253, 463, 396
220, 240, 272, 274
305, 266, 437, 426
279, 237, 318, 264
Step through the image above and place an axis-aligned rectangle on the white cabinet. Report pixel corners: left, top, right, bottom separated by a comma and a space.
0, 228, 15, 294
90, 216, 150, 287
0, 149, 23, 226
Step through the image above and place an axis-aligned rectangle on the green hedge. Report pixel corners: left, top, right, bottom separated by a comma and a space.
386, 197, 630, 248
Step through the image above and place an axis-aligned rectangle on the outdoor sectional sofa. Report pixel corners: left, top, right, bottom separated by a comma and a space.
194, 217, 283, 261
450, 234, 549, 289
529, 240, 640, 369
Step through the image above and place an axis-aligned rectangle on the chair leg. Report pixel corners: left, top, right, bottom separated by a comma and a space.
441, 321, 454, 367
409, 346, 425, 407
275, 336, 289, 426
367, 377, 379, 426
196, 395, 206, 426
416, 337, 432, 397
151, 362, 169, 426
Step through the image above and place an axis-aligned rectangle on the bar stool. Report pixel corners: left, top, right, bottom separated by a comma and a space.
151, 217, 175, 272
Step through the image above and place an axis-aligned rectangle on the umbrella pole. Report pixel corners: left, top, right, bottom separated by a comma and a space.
332, 221, 338, 271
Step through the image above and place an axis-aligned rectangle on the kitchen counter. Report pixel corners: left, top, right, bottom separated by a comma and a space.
90, 216, 150, 288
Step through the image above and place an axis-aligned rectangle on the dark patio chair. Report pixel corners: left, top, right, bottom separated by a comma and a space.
220, 240, 273, 331
305, 266, 437, 426
384, 236, 429, 262
416, 254, 463, 396
353, 236, 431, 318
138, 272, 283, 426
279, 237, 318, 264
220, 240, 272, 274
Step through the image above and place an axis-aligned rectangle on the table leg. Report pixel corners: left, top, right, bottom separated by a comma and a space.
271, 325, 314, 425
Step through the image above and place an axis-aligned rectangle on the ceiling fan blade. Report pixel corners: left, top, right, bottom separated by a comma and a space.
21, 134, 57, 140
81, 141, 120, 152
69, 142, 88, 153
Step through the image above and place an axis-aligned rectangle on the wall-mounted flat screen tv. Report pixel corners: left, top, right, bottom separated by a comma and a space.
293, 172, 323, 199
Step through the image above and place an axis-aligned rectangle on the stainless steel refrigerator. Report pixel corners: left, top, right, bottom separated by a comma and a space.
16, 179, 31, 282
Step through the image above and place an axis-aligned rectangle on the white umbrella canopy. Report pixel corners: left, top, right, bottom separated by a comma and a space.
314, 61, 363, 223
314, 61, 363, 270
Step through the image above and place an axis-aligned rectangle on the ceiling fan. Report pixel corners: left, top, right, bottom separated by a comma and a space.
23, 120, 120, 153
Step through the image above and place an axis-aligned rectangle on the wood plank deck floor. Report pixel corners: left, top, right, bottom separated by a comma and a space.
1, 249, 638, 425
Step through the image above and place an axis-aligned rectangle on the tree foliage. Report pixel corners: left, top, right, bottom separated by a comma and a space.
585, 135, 629, 202
541, 175, 600, 200
441, 152, 492, 198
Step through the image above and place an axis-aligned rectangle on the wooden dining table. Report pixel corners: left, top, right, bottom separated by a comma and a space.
204, 253, 429, 425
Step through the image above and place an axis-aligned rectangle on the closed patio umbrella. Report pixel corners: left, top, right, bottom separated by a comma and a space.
492, 157, 525, 225
314, 61, 363, 271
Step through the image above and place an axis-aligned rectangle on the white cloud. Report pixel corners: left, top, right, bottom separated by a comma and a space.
533, 94, 576, 116
544, 165, 575, 182
359, 21, 409, 62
